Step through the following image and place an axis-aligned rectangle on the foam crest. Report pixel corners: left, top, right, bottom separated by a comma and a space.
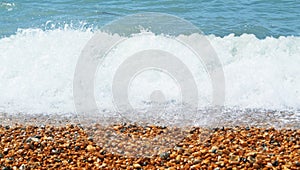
208, 34, 300, 110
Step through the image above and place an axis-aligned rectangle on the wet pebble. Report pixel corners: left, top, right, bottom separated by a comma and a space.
159, 152, 170, 160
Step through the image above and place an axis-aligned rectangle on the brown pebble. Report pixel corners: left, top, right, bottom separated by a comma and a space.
133, 163, 141, 168
175, 155, 181, 162
86, 145, 95, 152
23, 143, 30, 150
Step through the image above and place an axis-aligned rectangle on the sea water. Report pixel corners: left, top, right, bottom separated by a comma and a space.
0, 1, 300, 126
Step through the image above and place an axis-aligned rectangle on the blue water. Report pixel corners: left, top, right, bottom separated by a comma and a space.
1, 0, 299, 38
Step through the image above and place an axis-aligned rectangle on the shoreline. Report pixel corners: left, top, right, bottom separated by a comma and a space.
1, 110, 299, 129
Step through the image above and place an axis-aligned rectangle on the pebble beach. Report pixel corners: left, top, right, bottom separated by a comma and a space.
0, 117, 299, 170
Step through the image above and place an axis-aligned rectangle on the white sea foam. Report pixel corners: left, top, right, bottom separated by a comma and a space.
0, 2, 15, 11
1, 29, 300, 115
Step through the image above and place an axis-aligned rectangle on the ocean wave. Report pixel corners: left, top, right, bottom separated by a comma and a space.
0, 28, 300, 114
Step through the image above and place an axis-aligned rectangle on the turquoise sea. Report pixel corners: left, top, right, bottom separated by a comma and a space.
1, 0, 299, 38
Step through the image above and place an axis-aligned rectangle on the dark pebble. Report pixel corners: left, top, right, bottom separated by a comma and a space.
0, 154, 3, 158
272, 160, 279, 166
189, 128, 197, 134
3, 149, 9, 155
6, 157, 14, 164
141, 161, 148, 166
120, 128, 126, 133
87, 136, 93, 142
25, 138, 32, 143
74, 146, 80, 151
2, 167, 12, 170
54, 158, 62, 162
34, 135, 41, 139
241, 157, 247, 163
159, 152, 170, 160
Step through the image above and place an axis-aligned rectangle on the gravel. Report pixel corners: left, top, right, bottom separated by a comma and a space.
0, 123, 299, 169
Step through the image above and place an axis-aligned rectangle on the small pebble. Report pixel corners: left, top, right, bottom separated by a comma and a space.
2, 166, 12, 170
86, 145, 95, 152
159, 152, 170, 160
266, 162, 274, 168
133, 163, 141, 168
272, 160, 279, 166
87, 136, 93, 142
23, 143, 31, 150
141, 162, 148, 166
3, 148, 9, 155
19, 164, 26, 170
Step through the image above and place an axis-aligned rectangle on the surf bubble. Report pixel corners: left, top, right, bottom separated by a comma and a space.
73, 12, 225, 157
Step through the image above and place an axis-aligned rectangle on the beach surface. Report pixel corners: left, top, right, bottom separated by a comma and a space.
0, 113, 299, 170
